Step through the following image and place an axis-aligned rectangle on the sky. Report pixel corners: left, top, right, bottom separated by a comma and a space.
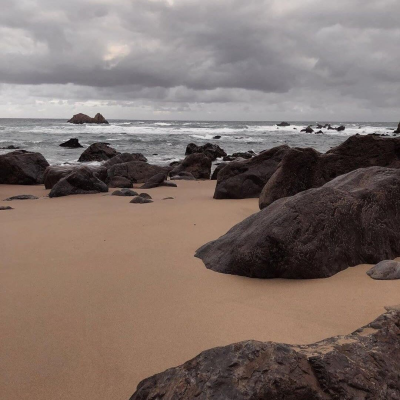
0, 0, 399, 121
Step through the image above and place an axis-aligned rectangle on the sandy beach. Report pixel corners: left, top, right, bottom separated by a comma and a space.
1, 180, 399, 400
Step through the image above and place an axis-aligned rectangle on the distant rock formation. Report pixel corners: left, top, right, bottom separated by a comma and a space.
59, 138, 83, 148
276, 121, 290, 126
67, 113, 109, 124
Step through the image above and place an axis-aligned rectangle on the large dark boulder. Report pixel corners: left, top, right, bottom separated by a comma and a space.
185, 143, 227, 161
211, 163, 227, 180
260, 134, 400, 209
67, 113, 109, 124
198, 167, 400, 279
213, 145, 289, 199
78, 143, 119, 162
49, 167, 108, 198
170, 153, 212, 180
102, 153, 147, 168
140, 173, 167, 189
59, 138, 83, 148
107, 161, 169, 184
44, 165, 107, 189
0, 150, 49, 185
130, 309, 400, 400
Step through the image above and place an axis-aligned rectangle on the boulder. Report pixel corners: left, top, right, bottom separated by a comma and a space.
277, 121, 290, 127
107, 176, 133, 188
103, 153, 147, 168
213, 135, 221, 139
67, 113, 109, 124
130, 309, 400, 400
170, 153, 212, 180
78, 143, 119, 162
213, 145, 289, 199
367, 260, 400, 280
198, 167, 400, 279
59, 138, 83, 148
140, 173, 167, 189
394, 122, 400, 134
301, 125, 314, 133
44, 165, 107, 189
0, 150, 49, 185
260, 134, 400, 209
130, 196, 153, 204
211, 163, 227, 180
138, 193, 152, 200
163, 197, 174, 200
111, 189, 138, 197
107, 161, 169, 184
185, 143, 227, 161
4, 195, 38, 201
336, 125, 345, 132
49, 167, 108, 198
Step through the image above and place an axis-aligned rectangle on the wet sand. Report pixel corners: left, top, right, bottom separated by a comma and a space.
1, 181, 399, 399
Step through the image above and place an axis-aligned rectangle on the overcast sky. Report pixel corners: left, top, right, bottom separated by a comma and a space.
0, 0, 399, 121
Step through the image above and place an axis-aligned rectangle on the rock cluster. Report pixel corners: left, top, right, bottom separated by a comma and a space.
185, 143, 226, 161
67, 113, 108, 124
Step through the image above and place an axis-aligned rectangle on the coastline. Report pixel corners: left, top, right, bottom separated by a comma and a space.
1, 181, 399, 399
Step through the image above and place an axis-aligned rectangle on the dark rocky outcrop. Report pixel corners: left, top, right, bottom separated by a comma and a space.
130, 196, 153, 204
170, 153, 212, 180
130, 309, 400, 400
185, 143, 227, 161
67, 113, 109, 124
211, 163, 227, 180
336, 125, 345, 131
111, 189, 138, 197
4, 194, 38, 201
49, 167, 108, 198
367, 260, 400, 280
78, 143, 119, 162
102, 153, 147, 168
44, 165, 107, 189
260, 134, 400, 209
59, 138, 83, 148
394, 122, 400, 134
0, 150, 49, 185
301, 125, 314, 133
213, 145, 289, 199
199, 167, 400, 279
107, 161, 169, 184
277, 121, 290, 127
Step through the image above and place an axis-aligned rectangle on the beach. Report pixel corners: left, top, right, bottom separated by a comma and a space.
1, 180, 399, 400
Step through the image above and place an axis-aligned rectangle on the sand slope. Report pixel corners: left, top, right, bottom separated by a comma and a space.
0, 181, 399, 399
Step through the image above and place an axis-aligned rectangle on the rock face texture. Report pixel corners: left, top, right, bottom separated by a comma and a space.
185, 143, 227, 161
367, 260, 400, 280
106, 161, 169, 184
214, 145, 289, 199
102, 153, 147, 168
67, 113, 109, 124
170, 153, 212, 180
198, 167, 400, 279
140, 173, 167, 189
107, 176, 133, 188
78, 143, 119, 162
211, 163, 227, 180
59, 138, 83, 148
0, 150, 49, 185
49, 167, 108, 198
260, 135, 400, 209
130, 309, 400, 400
44, 165, 107, 189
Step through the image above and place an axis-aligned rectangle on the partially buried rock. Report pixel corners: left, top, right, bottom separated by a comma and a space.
49, 167, 108, 198
170, 153, 211, 180
198, 167, 400, 279
0, 150, 49, 185
367, 260, 400, 280
130, 196, 153, 204
163, 197, 174, 200
67, 113, 109, 124
130, 309, 400, 400
140, 173, 167, 189
59, 138, 83, 148
138, 193, 152, 200
4, 194, 38, 201
112, 189, 138, 197
78, 143, 119, 162
0, 206, 13, 210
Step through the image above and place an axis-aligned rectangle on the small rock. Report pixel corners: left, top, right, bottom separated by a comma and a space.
130, 196, 153, 204
213, 136, 221, 139
276, 121, 290, 127
112, 189, 138, 197
59, 138, 83, 148
0, 206, 13, 210
139, 193, 152, 200
367, 260, 400, 280
163, 197, 174, 200
4, 194, 38, 201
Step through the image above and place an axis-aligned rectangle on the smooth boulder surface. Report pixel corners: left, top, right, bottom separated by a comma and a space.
107, 161, 169, 184
214, 145, 289, 199
59, 138, 83, 148
260, 134, 400, 209
102, 153, 147, 168
78, 143, 119, 162
44, 165, 107, 189
170, 153, 211, 180
130, 309, 400, 400
198, 167, 400, 279
49, 167, 108, 198
0, 150, 49, 185
367, 260, 400, 280
67, 113, 109, 124
185, 143, 226, 161
140, 173, 167, 189
4, 195, 38, 201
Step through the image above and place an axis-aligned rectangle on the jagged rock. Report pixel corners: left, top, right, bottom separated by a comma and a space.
301, 126, 314, 133
394, 122, 400, 134
170, 153, 211, 180
59, 138, 83, 148
185, 143, 227, 161
199, 167, 400, 279
163, 197, 174, 200
367, 260, 400, 280
213, 145, 289, 199
103, 153, 147, 168
315, 130, 323, 134
78, 143, 119, 162
336, 125, 345, 132
44, 165, 107, 189
211, 163, 227, 180
49, 167, 108, 198
4, 194, 38, 201
140, 173, 167, 189
277, 121, 290, 127
67, 113, 109, 124
260, 134, 400, 209
130, 309, 400, 400
0, 206, 13, 210
130, 196, 153, 204
111, 189, 138, 197
0, 150, 49, 185
107, 161, 170, 184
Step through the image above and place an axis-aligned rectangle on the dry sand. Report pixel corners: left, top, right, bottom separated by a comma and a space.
0, 181, 399, 399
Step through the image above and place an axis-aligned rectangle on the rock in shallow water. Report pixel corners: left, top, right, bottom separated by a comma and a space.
130, 309, 400, 400
367, 260, 400, 280
197, 167, 400, 279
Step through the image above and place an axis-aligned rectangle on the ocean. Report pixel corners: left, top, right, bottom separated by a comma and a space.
0, 119, 397, 166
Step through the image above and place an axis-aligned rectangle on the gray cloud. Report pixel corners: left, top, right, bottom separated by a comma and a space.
0, 0, 399, 120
